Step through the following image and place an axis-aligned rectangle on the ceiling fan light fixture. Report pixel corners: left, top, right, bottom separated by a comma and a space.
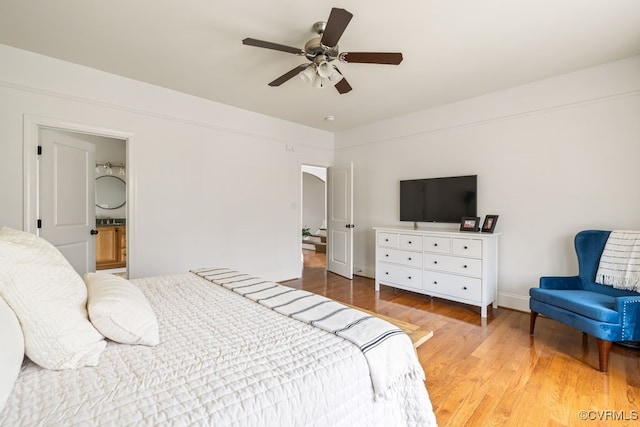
327, 67, 344, 84
299, 65, 317, 84
316, 61, 334, 78
312, 75, 325, 88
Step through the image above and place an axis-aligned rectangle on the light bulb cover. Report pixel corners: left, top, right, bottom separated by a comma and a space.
327, 69, 344, 84
316, 61, 334, 78
299, 66, 317, 84
312, 76, 325, 88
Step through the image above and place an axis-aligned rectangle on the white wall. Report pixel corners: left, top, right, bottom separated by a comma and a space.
335, 56, 640, 311
0, 44, 334, 281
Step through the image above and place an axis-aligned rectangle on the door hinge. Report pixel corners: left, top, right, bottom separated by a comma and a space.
37, 145, 42, 155
37, 219, 42, 229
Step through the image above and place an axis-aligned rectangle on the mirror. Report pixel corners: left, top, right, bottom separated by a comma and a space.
95, 175, 126, 209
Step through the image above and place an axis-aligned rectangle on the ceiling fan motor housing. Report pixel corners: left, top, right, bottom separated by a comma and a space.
304, 37, 338, 61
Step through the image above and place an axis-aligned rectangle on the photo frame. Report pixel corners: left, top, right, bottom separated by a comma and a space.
481, 215, 499, 233
460, 216, 480, 232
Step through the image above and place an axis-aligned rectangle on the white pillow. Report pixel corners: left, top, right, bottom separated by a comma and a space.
85, 273, 160, 346
0, 227, 106, 370
0, 294, 23, 413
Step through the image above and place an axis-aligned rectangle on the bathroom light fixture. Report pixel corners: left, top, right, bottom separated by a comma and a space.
96, 161, 125, 176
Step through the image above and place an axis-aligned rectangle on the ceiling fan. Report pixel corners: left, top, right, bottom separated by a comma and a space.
242, 7, 403, 94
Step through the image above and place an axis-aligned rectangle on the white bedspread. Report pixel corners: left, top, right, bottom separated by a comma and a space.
0, 273, 436, 426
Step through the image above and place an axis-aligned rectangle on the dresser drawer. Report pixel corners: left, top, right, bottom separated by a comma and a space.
377, 232, 399, 248
422, 236, 451, 254
423, 254, 482, 277
423, 271, 482, 302
399, 234, 423, 251
452, 238, 482, 258
377, 247, 422, 268
377, 263, 422, 291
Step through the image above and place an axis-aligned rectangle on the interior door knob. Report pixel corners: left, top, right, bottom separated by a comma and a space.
90, 229, 99, 235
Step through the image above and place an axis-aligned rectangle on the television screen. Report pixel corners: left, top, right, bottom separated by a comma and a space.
400, 175, 477, 223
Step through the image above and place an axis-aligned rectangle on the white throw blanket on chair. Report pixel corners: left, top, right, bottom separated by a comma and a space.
595, 230, 640, 291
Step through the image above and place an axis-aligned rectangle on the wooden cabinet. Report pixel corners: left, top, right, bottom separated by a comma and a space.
375, 227, 499, 317
96, 225, 126, 269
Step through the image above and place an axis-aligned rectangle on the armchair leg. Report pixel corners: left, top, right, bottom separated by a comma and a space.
596, 339, 612, 373
529, 311, 539, 335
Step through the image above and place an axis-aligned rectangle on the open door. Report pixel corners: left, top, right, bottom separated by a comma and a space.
327, 163, 353, 279
39, 128, 96, 275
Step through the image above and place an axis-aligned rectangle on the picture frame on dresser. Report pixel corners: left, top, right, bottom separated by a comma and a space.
481, 215, 499, 233
460, 217, 480, 232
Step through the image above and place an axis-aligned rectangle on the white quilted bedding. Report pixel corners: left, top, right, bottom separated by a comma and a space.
0, 273, 436, 426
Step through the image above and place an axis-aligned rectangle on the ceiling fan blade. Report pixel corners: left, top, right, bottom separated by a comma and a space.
320, 8, 353, 47
334, 78, 352, 94
268, 65, 309, 87
340, 52, 403, 65
242, 38, 303, 55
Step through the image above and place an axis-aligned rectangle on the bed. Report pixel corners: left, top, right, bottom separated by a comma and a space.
0, 227, 436, 426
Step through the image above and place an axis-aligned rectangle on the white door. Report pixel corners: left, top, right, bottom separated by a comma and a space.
327, 163, 353, 279
39, 129, 96, 275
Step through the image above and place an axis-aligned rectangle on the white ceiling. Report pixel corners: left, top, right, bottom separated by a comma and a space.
1, 0, 639, 131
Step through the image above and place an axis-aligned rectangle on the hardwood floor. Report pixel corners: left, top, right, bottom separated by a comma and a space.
286, 251, 640, 426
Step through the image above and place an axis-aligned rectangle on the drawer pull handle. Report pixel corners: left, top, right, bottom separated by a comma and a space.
385, 238, 389, 242
433, 261, 438, 264
408, 257, 412, 261
385, 272, 389, 275
433, 281, 438, 285
408, 241, 412, 244
408, 276, 412, 280
464, 246, 468, 249
463, 286, 468, 290
463, 265, 468, 268
385, 254, 389, 257
434, 243, 438, 246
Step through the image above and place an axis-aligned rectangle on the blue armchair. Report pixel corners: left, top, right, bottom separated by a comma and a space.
529, 230, 640, 372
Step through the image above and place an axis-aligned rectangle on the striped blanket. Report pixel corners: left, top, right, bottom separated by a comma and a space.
191, 268, 425, 398
595, 231, 640, 291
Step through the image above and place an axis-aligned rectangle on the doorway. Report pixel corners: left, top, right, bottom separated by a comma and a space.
301, 165, 327, 269
23, 115, 134, 277
92, 136, 127, 276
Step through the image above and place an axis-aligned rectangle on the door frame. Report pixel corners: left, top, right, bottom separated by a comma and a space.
300, 164, 328, 272
23, 115, 136, 276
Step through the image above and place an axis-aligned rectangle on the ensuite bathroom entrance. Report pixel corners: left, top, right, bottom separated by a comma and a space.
33, 124, 129, 277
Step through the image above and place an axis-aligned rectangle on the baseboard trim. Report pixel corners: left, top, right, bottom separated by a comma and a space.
498, 292, 530, 313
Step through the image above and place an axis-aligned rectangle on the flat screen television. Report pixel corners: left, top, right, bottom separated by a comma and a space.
400, 175, 477, 223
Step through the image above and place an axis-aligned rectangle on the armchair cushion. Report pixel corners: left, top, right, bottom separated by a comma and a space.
529, 288, 618, 323
539, 275, 582, 290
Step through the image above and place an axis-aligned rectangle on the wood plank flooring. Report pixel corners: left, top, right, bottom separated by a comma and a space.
284, 250, 640, 426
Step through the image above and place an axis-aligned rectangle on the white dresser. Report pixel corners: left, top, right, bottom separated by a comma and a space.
374, 226, 499, 317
